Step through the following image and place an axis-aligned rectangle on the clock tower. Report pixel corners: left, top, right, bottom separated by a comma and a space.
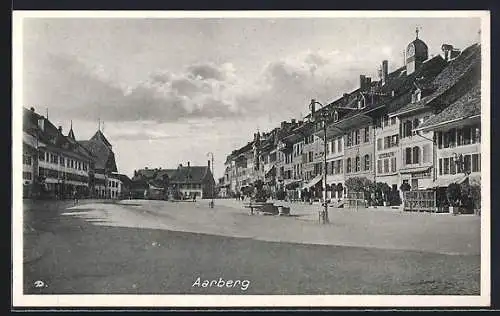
406, 27, 429, 75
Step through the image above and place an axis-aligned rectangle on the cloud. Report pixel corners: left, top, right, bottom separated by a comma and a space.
23, 46, 398, 127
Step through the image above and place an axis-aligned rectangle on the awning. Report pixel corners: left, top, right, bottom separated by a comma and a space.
301, 174, 323, 190
399, 166, 432, 174
430, 174, 468, 188
285, 179, 302, 189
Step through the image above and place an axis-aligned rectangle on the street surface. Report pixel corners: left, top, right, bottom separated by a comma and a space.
23, 199, 480, 295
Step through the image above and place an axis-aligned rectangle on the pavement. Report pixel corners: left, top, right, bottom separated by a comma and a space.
22, 198, 481, 295
60, 198, 480, 255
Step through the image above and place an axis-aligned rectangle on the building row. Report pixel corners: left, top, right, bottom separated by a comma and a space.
22, 107, 130, 199
219, 32, 481, 203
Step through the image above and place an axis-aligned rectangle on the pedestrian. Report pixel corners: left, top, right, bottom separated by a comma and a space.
73, 189, 78, 205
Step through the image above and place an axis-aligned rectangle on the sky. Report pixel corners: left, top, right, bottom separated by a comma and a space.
21, 15, 481, 179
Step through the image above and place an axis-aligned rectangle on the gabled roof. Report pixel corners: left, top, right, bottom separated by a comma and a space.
170, 166, 211, 184
78, 136, 117, 172
417, 84, 481, 131
90, 130, 112, 149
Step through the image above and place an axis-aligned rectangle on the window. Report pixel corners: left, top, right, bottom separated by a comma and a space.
384, 159, 389, 173
439, 159, 443, 175
338, 160, 343, 174
412, 119, 420, 135
443, 158, 450, 175
308, 152, 313, 163
347, 133, 352, 147
472, 154, 480, 172
457, 128, 463, 146
60, 156, 65, 166
405, 147, 412, 165
443, 132, 450, 148
437, 132, 443, 149
333, 111, 339, 122
355, 156, 360, 172
392, 135, 399, 147
377, 160, 382, 174
403, 120, 412, 138
23, 172, 32, 180
355, 130, 360, 145
364, 127, 370, 143
450, 158, 456, 174
449, 129, 456, 148
23, 154, 32, 165
391, 117, 397, 125
391, 157, 397, 172
337, 137, 342, 152
412, 147, 420, 164
331, 140, 336, 154
364, 154, 370, 171
384, 136, 390, 149
463, 126, 471, 145
472, 126, 480, 144
422, 144, 431, 163
383, 116, 389, 127
39, 151, 45, 161
346, 158, 352, 173
377, 139, 382, 151
464, 155, 472, 173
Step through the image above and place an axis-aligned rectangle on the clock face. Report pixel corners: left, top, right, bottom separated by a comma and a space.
407, 43, 415, 57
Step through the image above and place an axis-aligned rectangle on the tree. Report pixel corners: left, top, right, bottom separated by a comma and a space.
345, 177, 373, 194
446, 183, 462, 207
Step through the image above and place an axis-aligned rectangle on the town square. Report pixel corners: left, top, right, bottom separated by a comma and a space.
14, 12, 489, 306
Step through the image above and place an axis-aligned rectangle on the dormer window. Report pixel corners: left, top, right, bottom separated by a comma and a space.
333, 111, 339, 122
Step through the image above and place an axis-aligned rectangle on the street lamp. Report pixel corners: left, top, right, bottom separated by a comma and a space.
207, 152, 215, 208
309, 99, 332, 224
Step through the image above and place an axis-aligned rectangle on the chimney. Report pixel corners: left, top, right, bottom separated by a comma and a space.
208, 160, 211, 170
360, 75, 367, 91
441, 44, 453, 61
178, 164, 183, 169
58, 126, 62, 133
145, 167, 148, 170
281, 121, 287, 129
366, 76, 372, 87
382, 60, 388, 85
187, 161, 190, 168
30, 107, 35, 112
291, 119, 296, 124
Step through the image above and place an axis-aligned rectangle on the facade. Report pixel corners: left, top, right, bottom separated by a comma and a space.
79, 129, 119, 199
374, 114, 400, 191
222, 33, 481, 210
23, 107, 95, 199
418, 84, 481, 188
132, 162, 216, 200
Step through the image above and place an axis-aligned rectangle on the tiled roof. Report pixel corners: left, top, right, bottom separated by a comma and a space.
114, 173, 132, 186
418, 84, 480, 129
78, 138, 117, 172
23, 107, 94, 161
90, 130, 112, 148
392, 43, 481, 116
170, 166, 211, 184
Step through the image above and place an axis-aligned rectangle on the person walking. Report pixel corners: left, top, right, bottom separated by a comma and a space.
73, 188, 78, 205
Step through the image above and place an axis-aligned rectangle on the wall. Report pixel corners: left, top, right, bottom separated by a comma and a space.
375, 116, 400, 188
344, 125, 375, 182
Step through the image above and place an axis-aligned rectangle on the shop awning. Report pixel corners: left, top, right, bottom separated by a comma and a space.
285, 179, 302, 189
301, 174, 323, 190
430, 174, 468, 188
399, 166, 432, 174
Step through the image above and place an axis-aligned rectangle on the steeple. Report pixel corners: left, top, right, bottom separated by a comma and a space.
67, 120, 76, 140
415, 26, 419, 39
